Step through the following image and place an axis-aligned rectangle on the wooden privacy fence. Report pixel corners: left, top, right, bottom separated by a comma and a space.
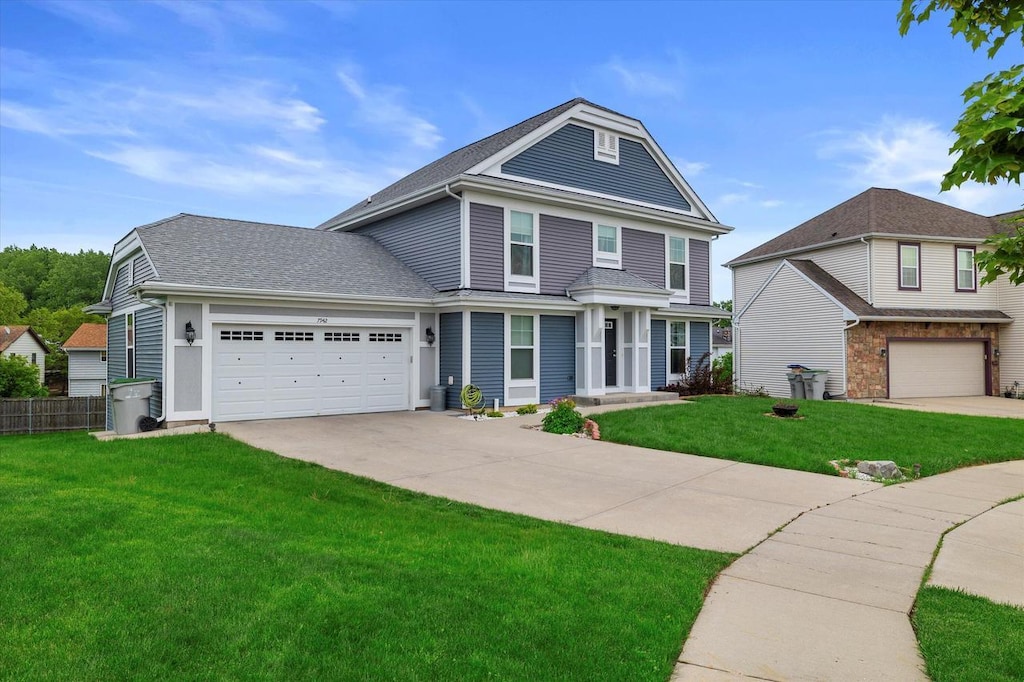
1, 396, 106, 435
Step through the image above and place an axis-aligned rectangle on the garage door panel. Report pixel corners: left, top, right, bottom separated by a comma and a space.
890, 341, 986, 399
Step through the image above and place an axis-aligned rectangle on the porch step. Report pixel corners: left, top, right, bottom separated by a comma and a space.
572, 391, 679, 407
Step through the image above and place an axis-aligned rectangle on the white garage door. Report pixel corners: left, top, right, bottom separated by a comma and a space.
889, 341, 986, 399
213, 325, 410, 422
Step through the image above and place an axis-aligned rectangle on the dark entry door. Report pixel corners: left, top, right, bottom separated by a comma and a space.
604, 319, 617, 388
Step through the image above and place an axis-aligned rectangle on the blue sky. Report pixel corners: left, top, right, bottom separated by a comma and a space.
1, 0, 1020, 301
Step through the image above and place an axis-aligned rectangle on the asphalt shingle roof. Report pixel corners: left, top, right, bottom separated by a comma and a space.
0, 325, 48, 353
135, 214, 437, 300
63, 323, 107, 349
569, 267, 665, 291
729, 188, 1007, 266
317, 98, 628, 230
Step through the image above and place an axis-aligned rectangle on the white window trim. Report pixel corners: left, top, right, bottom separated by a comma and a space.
955, 246, 977, 292
507, 313, 538, 386
125, 312, 136, 379
666, 235, 689, 297
593, 223, 622, 268
504, 206, 540, 293
667, 320, 688, 382
898, 243, 921, 290
593, 129, 620, 165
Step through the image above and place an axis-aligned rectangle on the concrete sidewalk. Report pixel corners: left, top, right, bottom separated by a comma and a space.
675, 459, 1024, 681
220, 408, 876, 553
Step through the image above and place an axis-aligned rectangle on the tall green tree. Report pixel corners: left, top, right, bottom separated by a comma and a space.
0, 283, 28, 322
0, 246, 109, 311
899, 0, 1023, 284
713, 300, 733, 328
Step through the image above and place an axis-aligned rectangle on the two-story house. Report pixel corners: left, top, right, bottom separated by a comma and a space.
63, 323, 108, 397
88, 98, 731, 426
727, 188, 1022, 400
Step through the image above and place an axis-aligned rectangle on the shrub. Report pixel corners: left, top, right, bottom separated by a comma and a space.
542, 397, 585, 435
658, 352, 733, 396
0, 354, 48, 398
516, 403, 538, 415
485, 410, 504, 418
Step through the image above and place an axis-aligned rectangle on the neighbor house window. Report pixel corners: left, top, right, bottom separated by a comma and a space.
31, 353, 37, 365
126, 313, 136, 378
509, 211, 535, 278
669, 322, 687, 376
899, 242, 920, 290
510, 315, 535, 381
101, 352, 107, 362
955, 245, 976, 292
669, 237, 687, 290
594, 129, 619, 164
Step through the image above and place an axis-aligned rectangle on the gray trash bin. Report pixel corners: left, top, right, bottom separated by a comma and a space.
786, 372, 806, 399
111, 379, 156, 434
802, 370, 830, 400
429, 384, 447, 412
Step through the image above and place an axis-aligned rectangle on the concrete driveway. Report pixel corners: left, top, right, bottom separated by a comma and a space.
220, 409, 877, 553
859, 395, 1024, 419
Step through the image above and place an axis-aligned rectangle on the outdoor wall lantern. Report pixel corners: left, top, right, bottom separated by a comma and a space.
879, 347, 887, 358
426, 327, 436, 346
185, 321, 196, 346
994, 348, 1000, 357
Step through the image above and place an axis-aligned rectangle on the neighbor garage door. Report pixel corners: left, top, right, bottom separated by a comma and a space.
888, 340, 986, 399
213, 325, 409, 422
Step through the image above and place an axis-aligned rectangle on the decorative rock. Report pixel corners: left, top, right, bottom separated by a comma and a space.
857, 460, 904, 479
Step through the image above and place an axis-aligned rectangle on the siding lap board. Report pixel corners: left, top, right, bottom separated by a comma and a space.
470, 313, 504, 408
689, 240, 711, 305
622, 228, 666, 287
106, 315, 126, 429
539, 315, 575, 403
650, 319, 667, 389
540, 214, 593, 295
136, 306, 163, 419
439, 313, 463, 409
133, 254, 155, 284
111, 264, 134, 311
689, 321, 710, 371
355, 197, 460, 291
501, 124, 691, 211
469, 203, 504, 291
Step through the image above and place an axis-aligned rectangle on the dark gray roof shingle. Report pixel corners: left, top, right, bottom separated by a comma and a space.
569, 267, 665, 291
135, 214, 437, 299
317, 98, 625, 230
729, 188, 1006, 266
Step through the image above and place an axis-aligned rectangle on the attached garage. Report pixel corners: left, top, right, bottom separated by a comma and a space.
888, 340, 988, 399
213, 325, 411, 422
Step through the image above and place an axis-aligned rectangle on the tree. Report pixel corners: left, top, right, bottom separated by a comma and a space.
899, 0, 1023, 283
0, 354, 48, 398
0, 283, 27, 322
0, 246, 109, 311
713, 300, 733, 328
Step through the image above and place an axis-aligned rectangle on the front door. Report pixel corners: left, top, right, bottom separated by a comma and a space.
604, 319, 617, 388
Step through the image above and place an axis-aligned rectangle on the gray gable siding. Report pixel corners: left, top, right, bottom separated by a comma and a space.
470, 313, 504, 408
651, 319, 666, 389
539, 315, 575, 403
540, 214, 593, 296
136, 306, 163, 420
133, 253, 155, 284
690, 240, 711, 305
111, 263, 134, 311
622, 228, 666, 288
439, 312, 463, 409
690, 321, 710, 372
501, 124, 691, 211
106, 315, 126, 429
352, 197, 461, 291
469, 203, 504, 291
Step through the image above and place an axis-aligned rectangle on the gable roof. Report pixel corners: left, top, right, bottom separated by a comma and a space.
0, 325, 49, 353
63, 323, 107, 350
128, 214, 437, 300
728, 188, 1005, 266
318, 98, 589, 230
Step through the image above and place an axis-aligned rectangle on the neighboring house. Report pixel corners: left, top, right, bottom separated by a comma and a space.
63, 323, 108, 397
89, 98, 731, 426
727, 188, 1022, 399
0, 325, 48, 385
711, 327, 732, 360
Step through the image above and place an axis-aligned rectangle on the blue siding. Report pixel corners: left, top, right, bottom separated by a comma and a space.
354, 197, 460, 291
470, 313, 504, 408
106, 315, 126, 430
501, 124, 691, 211
622, 228, 666, 288
133, 253, 155, 284
539, 214, 592, 295
439, 312, 463, 409
111, 263, 134, 311
539, 315, 575, 403
690, 240, 711, 305
690, 321, 711, 372
136, 306, 163, 419
651, 319, 667, 389
469, 203, 504, 291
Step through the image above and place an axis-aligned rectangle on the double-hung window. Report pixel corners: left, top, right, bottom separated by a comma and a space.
509, 210, 536, 282
595, 224, 621, 267
126, 313, 136, 378
955, 245, 976, 292
669, 322, 687, 376
669, 236, 687, 291
899, 243, 920, 290
510, 315, 535, 381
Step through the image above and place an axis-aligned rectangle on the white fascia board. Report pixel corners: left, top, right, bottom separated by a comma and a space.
654, 308, 731, 319
432, 296, 581, 312
103, 232, 143, 300
137, 282, 436, 308
454, 176, 733, 236
728, 232, 992, 268
570, 290, 671, 307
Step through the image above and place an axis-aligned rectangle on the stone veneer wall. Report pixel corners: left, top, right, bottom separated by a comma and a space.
846, 321, 1000, 399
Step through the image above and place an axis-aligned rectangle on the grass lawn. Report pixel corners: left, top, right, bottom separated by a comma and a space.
1, 432, 733, 681
593, 396, 1024, 477
913, 586, 1024, 681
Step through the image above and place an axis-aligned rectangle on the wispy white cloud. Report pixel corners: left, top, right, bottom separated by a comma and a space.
337, 64, 442, 150
674, 159, 708, 177
603, 55, 683, 98
760, 199, 784, 208
717, 192, 750, 206
0, 100, 136, 137
151, 0, 285, 40
34, 0, 131, 32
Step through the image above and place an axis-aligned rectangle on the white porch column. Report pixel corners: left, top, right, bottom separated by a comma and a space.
635, 308, 651, 392
576, 305, 605, 397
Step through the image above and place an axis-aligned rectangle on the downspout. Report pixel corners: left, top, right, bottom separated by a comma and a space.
860, 237, 872, 305
134, 292, 167, 423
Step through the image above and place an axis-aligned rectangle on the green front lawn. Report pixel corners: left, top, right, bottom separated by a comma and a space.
913, 587, 1024, 681
1, 433, 732, 681
593, 396, 1024, 477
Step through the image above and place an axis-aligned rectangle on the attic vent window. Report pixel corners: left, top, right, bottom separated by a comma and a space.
594, 129, 619, 164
